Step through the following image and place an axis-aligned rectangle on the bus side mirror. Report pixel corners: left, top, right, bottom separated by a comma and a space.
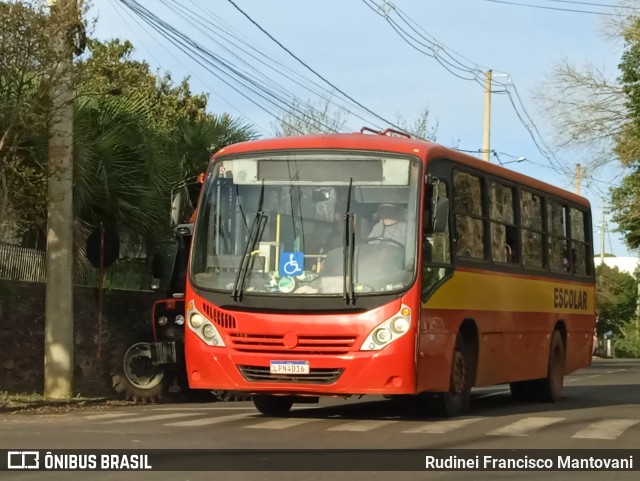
433, 198, 449, 234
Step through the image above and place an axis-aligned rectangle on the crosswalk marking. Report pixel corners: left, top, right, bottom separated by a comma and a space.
108, 413, 205, 424
83, 413, 137, 420
572, 419, 640, 440
487, 417, 564, 436
246, 418, 321, 430
327, 420, 396, 432
403, 417, 482, 434
78, 407, 640, 441
165, 412, 256, 427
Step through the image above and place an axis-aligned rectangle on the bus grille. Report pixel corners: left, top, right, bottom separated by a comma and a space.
202, 302, 237, 329
228, 334, 355, 354
237, 365, 343, 384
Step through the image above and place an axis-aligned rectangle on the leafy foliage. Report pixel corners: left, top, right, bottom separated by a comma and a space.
0, 1, 53, 243
595, 263, 637, 338
1, 2, 258, 257
613, 320, 640, 358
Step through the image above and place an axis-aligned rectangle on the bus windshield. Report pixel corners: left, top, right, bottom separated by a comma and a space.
191, 151, 421, 298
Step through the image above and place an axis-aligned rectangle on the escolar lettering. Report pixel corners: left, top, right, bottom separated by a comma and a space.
553, 288, 587, 310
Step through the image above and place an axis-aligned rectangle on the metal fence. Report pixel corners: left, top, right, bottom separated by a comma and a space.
0, 242, 152, 290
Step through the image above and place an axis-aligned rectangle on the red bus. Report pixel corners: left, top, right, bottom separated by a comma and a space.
184, 129, 596, 417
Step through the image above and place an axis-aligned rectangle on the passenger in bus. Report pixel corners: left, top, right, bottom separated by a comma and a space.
368, 203, 407, 245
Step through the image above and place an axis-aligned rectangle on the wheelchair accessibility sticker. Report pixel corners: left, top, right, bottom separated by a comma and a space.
279, 252, 304, 277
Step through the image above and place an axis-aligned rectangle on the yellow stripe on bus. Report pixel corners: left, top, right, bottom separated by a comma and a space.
423, 269, 595, 314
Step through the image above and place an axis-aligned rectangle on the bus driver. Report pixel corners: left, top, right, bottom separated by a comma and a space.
368, 203, 407, 245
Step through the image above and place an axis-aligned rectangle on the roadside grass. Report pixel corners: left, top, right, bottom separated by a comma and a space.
0, 391, 131, 414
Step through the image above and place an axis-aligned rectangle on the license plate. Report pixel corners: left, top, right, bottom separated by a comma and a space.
270, 360, 310, 375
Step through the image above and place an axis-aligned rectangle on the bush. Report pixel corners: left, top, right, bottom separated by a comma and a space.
613, 320, 640, 358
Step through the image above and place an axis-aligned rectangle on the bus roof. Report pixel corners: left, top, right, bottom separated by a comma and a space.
213, 132, 590, 208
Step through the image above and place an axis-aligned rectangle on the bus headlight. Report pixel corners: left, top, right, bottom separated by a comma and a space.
360, 305, 411, 351
374, 328, 392, 344
158, 316, 168, 326
391, 317, 409, 334
175, 315, 185, 326
187, 309, 225, 347
190, 313, 204, 329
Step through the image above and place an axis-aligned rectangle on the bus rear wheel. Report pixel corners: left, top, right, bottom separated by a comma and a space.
252, 395, 293, 416
538, 329, 565, 402
509, 329, 565, 403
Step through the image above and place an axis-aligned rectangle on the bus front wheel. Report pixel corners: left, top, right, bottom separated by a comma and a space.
252, 395, 293, 416
432, 333, 472, 417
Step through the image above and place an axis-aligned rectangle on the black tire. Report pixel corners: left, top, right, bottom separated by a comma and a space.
509, 329, 565, 403
109, 340, 166, 403
212, 390, 252, 402
431, 333, 473, 417
252, 395, 293, 416
538, 330, 565, 402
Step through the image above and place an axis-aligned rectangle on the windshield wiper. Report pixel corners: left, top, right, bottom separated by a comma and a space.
343, 178, 356, 305
232, 181, 266, 302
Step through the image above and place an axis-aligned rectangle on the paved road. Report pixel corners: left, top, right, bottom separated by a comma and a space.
1, 358, 639, 481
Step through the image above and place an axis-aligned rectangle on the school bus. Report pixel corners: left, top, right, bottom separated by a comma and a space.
183, 129, 596, 416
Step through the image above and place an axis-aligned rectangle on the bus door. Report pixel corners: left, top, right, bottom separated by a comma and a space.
416, 174, 454, 393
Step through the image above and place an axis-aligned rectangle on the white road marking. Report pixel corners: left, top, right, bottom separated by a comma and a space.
83, 413, 137, 420
107, 413, 206, 424
487, 417, 564, 436
327, 420, 396, 432
403, 417, 482, 434
165, 412, 256, 427
246, 418, 321, 430
572, 419, 640, 440
474, 390, 509, 399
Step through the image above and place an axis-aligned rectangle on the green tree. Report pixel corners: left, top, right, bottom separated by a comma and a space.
0, 0, 54, 242
595, 263, 637, 338
614, 320, 640, 358
1, 15, 258, 252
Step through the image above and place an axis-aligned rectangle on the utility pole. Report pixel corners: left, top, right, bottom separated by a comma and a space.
575, 163, 582, 195
44, 0, 76, 399
600, 203, 606, 263
482, 70, 492, 162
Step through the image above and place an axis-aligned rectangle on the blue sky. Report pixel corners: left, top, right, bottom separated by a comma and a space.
91, 0, 632, 256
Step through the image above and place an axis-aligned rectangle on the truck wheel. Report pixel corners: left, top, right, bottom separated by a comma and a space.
109, 340, 166, 403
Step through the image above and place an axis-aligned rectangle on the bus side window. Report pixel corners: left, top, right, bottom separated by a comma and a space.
570, 208, 589, 275
453, 171, 485, 260
548, 200, 569, 273
520, 190, 544, 269
489, 181, 517, 264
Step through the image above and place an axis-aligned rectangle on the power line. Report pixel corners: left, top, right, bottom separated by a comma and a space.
544, 0, 640, 10
225, 0, 406, 132
363, 0, 574, 176
481, 0, 625, 16
117, 0, 352, 135
109, 0, 266, 131
162, 0, 388, 132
